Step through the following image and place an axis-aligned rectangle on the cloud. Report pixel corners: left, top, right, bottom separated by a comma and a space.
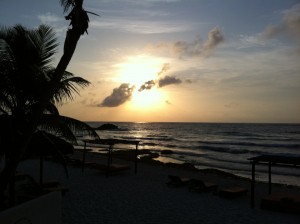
203, 27, 224, 52
38, 12, 62, 24
158, 75, 182, 87
185, 79, 193, 84
172, 27, 224, 58
149, 27, 224, 58
158, 63, 170, 76
237, 34, 267, 49
99, 83, 134, 107
165, 100, 172, 105
37, 12, 67, 36
138, 63, 171, 91
138, 80, 156, 91
90, 18, 193, 34
138, 63, 194, 91
261, 4, 300, 41
224, 102, 239, 108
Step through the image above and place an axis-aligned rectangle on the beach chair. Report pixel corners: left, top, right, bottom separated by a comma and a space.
15, 172, 69, 202
218, 185, 248, 199
261, 192, 300, 214
166, 175, 191, 187
188, 178, 218, 192
91, 162, 130, 177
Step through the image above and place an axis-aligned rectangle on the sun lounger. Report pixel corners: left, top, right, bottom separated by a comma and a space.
166, 175, 191, 187
15, 172, 69, 201
218, 186, 248, 199
188, 178, 218, 192
261, 192, 300, 214
91, 162, 130, 176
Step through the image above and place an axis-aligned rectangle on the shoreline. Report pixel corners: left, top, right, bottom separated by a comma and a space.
74, 147, 300, 190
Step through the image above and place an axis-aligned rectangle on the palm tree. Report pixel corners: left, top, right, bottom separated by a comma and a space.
0, 2, 96, 205
0, 24, 97, 140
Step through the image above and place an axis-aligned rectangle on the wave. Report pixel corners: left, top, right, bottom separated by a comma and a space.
196, 145, 252, 154
198, 140, 300, 149
218, 131, 263, 138
145, 134, 175, 141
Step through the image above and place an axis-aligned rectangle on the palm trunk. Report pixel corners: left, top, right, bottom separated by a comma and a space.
0, 28, 82, 207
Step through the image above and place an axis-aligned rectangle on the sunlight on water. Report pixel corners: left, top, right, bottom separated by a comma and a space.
153, 156, 184, 164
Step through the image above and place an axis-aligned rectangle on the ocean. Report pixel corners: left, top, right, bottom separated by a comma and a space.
85, 122, 300, 187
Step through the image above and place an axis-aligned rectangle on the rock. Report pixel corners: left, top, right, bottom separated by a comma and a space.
160, 150, 173, 155
95, 123, 119, 130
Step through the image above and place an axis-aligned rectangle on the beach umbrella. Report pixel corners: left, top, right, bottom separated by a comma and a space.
25, 131, 74, 184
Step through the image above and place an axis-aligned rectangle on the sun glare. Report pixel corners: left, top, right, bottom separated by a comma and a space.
130, 88, 164, 109
115, 55, 168, 109
116, 55, 162, 86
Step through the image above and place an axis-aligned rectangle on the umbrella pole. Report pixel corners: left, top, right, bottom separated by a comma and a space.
82, 141, 87, 173
40, 155, 44, 185
106, 144, 114, 177
135, 143, 138, 174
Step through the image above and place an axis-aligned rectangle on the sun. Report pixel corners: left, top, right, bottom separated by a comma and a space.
115, 55, 162, 86
115, 55, 167, 109
130, 87, 164, 109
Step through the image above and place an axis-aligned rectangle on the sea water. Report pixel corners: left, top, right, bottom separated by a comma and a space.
86, 122, 300, 187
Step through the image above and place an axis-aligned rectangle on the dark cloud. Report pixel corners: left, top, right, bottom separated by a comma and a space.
99, 83, 134, 107
224, 102, 239, 108
165, 100, 172, 105
138, 63, 171, 92
138, 80, 156, 91
173, 39, 202, 57
147, 27, 224, 58
158, 76, 182, 87
173, 27, 224, 58
158, 63, 170, 76
202, 27, 224, 56
137, 64, 193, 91
185, 79, 193, 84
261, 4, 300, 43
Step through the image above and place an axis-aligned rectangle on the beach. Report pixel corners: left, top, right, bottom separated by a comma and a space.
17, 151, 300, 224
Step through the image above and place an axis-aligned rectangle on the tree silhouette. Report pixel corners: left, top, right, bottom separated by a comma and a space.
0, 0, 97, 207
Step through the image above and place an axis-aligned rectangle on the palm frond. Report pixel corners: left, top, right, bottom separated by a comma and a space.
0, 114, 17, 156
44, 102, 60, 115
28, 25, 58, 71
38, 114, 78, 143
58, 115, 100, 141
0, 37, 17, 78
0, 94, 14, 114
38, 114, 100, 144
86, 11, 100, 17
51, 71, 90, 104
60, 0, 75, 13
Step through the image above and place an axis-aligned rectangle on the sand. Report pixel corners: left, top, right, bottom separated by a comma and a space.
17, 152, 300, 224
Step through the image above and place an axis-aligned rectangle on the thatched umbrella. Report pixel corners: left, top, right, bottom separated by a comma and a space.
25, 131, 74, 184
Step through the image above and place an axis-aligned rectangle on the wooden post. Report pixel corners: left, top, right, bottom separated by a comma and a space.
106, 144, 113, 177
251, 161, 255, 208
8, 169, 16, 206
40, 155, 44, 185
134, 142, 139, 174
82, 141, 86, 173
268, 162, 272, 194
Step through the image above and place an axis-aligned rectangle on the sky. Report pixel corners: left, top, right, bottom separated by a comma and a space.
1, 0, 300, 123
